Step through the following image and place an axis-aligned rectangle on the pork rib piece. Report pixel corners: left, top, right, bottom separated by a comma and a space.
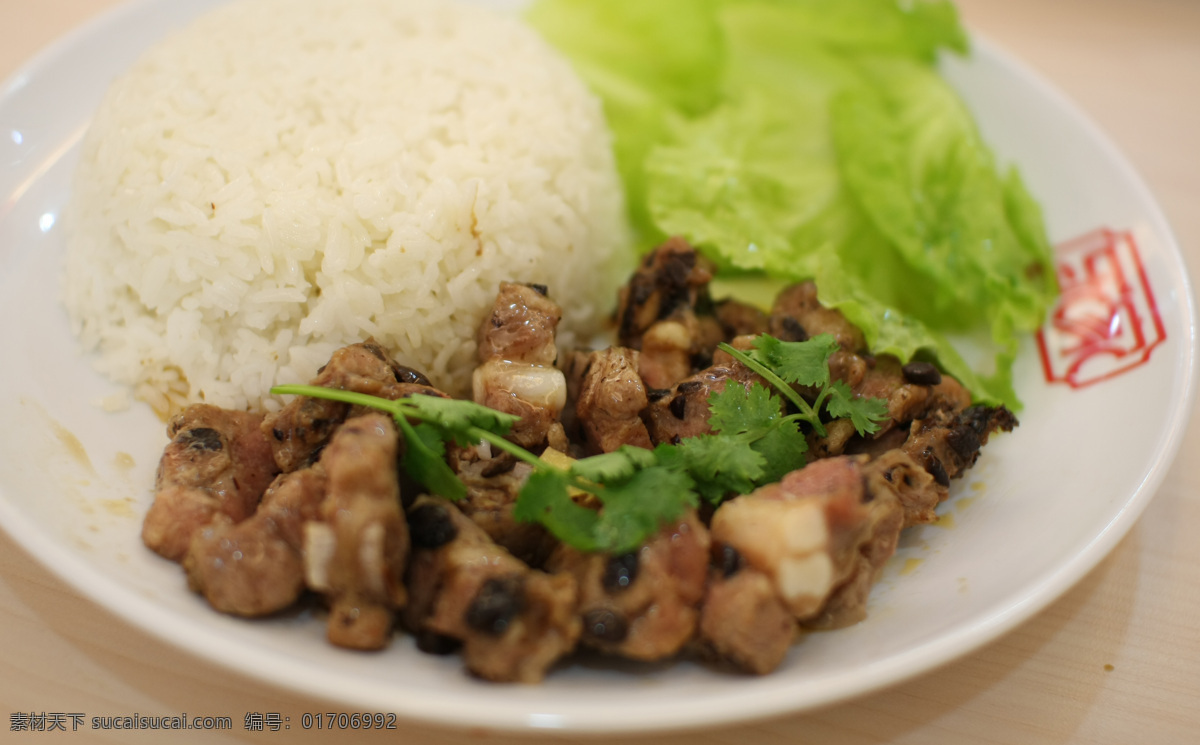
402, 495, 580, 683
472, 282, 568, 450
184, 466, 327, 616
709, 457, 904, 623
142, 404, 279, 562
263, 339, 436, 473
448, 444, 556, 568
304, 413, 409, 650
572, 346, 653, 454
695, 551, 796, 675
615, 237, 725, 390
642, 354, 764, 446
548, 510, 710, 662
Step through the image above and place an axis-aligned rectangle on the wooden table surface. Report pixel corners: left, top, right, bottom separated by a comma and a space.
2, 1, 1198, 743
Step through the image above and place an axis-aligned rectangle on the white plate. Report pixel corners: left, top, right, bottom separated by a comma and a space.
0, 0, 1194, 735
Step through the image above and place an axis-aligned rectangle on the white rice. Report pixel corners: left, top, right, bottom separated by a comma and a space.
63, 0, 630, 417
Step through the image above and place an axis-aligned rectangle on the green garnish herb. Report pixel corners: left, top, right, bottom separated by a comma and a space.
270, 333, 887, 553
717, 334, 891, 438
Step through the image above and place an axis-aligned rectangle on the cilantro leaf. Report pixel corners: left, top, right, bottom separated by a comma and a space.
648, 441, 688, 472
719, 335, 890, 442
271, 384, 406, 416
751, 333, 838, 388
750, 418, 809, 484
824, 380, 890, 434
569, 446, 659, 483
400, 395, 518, 445
672, 433, 764, 502
592, 467, 698, 553
516, 450, 696, 554
276, 383, 697, 552
707, 382, 784, 436
716, 341, 825, 435
513, 469, 600, 553
395, 419, 466, 501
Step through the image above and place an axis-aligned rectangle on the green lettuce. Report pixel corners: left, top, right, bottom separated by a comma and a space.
527, 0, 1058, 408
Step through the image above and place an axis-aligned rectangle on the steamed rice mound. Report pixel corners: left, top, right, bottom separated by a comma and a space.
63, 0, 630, 416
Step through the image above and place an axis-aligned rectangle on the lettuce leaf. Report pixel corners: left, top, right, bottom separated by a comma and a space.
524, 0, 725, 243
527, 0, 1058, 408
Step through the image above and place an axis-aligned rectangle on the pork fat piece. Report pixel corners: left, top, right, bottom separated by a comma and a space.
142, 405, 278, 561
304, 413, 409, 650
403, 496, 580, 683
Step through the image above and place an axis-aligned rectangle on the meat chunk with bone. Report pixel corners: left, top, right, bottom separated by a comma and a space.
547, 510, 710, 661
769, 281, 865, 351
768, 281, 869, 391
184, 466, 327, 616
558, 348, 592, 448
767, 280, 976, 455
642, 355, 763, 446
142, 405, 279, 562
695, 548, 797, 675
616, 237, 726, 389
572, 346, 653, 454
861, 449, 942, 528
840, 373, 1008, 504
472, 282, 568, 449
853, 354, 973, 438
709, 456, 902, 622
902, 404, 1018, 492
713, 298, 769, 339
446, 444, 556, 568
801, 460, 906, 629
402, 496, 580, 683
304, 413, 409, 650
263, 339, 436, 472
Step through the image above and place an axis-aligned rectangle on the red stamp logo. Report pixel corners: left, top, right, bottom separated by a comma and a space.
1037, 228, 1165, 388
